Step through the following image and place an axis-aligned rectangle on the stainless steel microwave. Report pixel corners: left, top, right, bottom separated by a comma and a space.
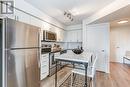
43, 30, 57, 41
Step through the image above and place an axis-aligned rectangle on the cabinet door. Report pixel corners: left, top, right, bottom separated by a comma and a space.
67, 31, 72, 42
61, 30, 65, 42
40, 54, 49, 80
15, 10, 30, 24
30, 16, 42, 28
77, 30, 82, 42
1, 14, 15, 20
57, 30, 65, 42
68, 30, 78, 42
65, 31, 74, 42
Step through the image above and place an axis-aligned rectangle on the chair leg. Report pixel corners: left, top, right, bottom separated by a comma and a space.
89, 78, 92, 87
123, 57, 125, 64
92, 76, 96, 87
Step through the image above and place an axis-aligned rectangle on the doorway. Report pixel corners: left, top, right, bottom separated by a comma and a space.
110, 18, 130, 64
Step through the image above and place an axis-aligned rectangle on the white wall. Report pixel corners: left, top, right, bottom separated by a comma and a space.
15, 0, 65, 29
110, 25, 130, 64
15, 0, 65, 41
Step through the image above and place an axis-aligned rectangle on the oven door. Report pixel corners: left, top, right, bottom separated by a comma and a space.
41, 48, 51, 54
49, 53, 56, 68
49, 53, 61, 76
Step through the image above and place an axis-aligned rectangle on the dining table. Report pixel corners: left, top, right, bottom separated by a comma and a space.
54, 50, 93, 87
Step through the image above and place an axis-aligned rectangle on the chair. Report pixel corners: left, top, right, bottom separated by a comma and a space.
71, 54, 97, 87
123, 51, 130, 64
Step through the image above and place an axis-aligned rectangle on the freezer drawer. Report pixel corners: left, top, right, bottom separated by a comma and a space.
6, 49, 40, 87
5, 18, 40, 49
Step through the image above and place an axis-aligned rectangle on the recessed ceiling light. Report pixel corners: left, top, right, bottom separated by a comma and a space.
118, 20, 128, 24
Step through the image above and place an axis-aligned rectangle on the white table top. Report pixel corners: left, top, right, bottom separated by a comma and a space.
55, 50, 93, 64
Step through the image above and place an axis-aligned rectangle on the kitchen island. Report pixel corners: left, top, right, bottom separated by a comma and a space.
54, 50, 93, 87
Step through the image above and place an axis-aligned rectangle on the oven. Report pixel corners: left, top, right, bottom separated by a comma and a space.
49, 50, 67, 76
41, 44, 52, 54
49, 52, 61, 76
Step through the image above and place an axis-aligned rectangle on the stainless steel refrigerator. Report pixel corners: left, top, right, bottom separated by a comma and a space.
2, 18, 41, 87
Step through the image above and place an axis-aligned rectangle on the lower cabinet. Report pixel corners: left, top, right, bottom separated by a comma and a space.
40, 53, 49, 80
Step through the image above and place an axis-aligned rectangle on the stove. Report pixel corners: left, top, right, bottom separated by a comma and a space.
49, 50, 67, 76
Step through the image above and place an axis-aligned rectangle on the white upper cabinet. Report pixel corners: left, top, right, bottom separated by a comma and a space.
77, 30, 82, 42
15, 10, 30, 24
56, 29, 65, 42
30, 16, 43, 28
65, 29, 82, 42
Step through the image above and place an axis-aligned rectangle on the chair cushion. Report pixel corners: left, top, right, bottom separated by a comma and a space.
72, 67, 93, 78
124, 56, 130, 60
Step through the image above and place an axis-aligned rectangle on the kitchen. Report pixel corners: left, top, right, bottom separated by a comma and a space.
0, 0, 130, 87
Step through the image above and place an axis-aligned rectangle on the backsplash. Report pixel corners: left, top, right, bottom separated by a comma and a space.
41, 42, 82, 50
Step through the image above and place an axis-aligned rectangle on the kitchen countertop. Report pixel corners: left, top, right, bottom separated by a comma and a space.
41, 49, 67, 54
41, 49, 76, 54
55, 50, 93, 63
50, 49, 67, 53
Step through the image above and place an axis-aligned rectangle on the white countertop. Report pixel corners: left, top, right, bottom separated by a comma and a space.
55, 50, 93, 64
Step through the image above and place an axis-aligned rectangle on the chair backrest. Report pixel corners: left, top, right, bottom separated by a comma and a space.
91, 54, 98, 77
88, 52, 96, 67
92, 56, 97, 68
125, 51, 130, 56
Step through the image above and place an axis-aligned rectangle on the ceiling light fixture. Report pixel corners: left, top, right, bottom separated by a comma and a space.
118, 20, 128, 24
64, 11, 74, 22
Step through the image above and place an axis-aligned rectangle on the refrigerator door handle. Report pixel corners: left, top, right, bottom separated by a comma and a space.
37, 32, 41, 68
37, 50, 41, 68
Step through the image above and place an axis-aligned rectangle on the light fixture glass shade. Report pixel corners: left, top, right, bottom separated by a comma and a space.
118, 20, 128, 24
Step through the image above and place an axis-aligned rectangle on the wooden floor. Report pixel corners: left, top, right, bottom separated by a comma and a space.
40, 63, 130, 87
96, 63, 130, 87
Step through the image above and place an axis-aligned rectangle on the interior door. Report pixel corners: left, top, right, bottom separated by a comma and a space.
86, 23, 110, 73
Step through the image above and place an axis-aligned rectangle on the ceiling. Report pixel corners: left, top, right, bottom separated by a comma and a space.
90, 5, 130, 25
25, 0, 115, 26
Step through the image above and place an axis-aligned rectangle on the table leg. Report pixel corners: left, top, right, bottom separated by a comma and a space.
55, 60, 57, 87
123, 57, 125, 64
84, 63, 88, 87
